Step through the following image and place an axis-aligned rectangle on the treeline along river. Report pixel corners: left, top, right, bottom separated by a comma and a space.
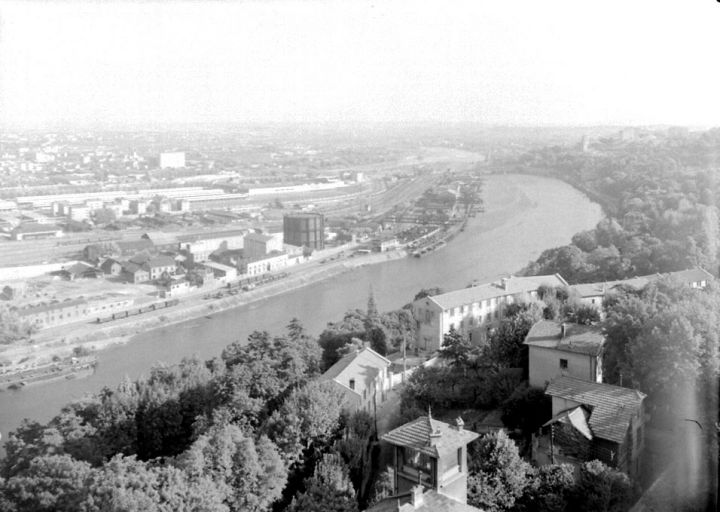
0, 174, 602, 449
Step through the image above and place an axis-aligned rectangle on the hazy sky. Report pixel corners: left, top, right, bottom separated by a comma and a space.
1, 0, 719, 128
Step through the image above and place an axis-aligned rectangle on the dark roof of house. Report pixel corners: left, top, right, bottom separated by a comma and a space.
424, 274, 568, 310
129, 253, 151, 265
100, 258, 121, 271
147, 255, 176, 268
122, 261, 149, 274
382, 415, 480, 459
63, 262, 97, 276
524, 320, 605, 356
545, 376, 646, 444
366, 489, 482, 512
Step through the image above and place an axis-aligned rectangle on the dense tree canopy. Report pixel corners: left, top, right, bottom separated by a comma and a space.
518, 133, 720, 281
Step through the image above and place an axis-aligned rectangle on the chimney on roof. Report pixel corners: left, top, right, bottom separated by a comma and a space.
560, 323, 566, 339
501, 277, 509, 290
411, 485, 424, 508
455, 417, 465, 431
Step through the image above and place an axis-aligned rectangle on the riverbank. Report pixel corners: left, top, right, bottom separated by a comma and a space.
0, 247, 408, 375
0, 173, 603, 449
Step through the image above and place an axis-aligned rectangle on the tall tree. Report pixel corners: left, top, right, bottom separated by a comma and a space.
570, 460, 634, 512
467, 430, 532, 512
439, 327, 474, 369
180, 423, 286, 512
264, 380, 345, 467
287, 453, 359, 512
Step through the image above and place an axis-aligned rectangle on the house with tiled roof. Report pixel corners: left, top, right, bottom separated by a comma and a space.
365, 485, 482, 512
321, 346, 392, 414
99, 257, 123, 277
524, 320, 605, 388
371, 414, 481, 510
412, 274, 568, 351
146, 255, 176, 280
570, 268, 713, 312
121, 261, 150, 284
533, 376, 646, 478
57, 261, 99, 280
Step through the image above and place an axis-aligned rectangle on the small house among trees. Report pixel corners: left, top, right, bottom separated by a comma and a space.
321, 346, 392, 415
370, 413, 481, 511
533, 376, 646, 479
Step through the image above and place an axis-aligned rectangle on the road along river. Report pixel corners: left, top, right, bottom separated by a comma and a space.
0, 173, 602, 446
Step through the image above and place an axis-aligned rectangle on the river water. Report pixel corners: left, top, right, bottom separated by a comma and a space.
0, 173, 602, 445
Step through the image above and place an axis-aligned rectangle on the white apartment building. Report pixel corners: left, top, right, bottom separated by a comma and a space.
412, 274, 567, 352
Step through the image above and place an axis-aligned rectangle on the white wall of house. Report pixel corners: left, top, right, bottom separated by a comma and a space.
528, 346, 602, 388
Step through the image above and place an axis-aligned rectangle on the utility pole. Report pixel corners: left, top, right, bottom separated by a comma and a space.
402, 333, 407, 383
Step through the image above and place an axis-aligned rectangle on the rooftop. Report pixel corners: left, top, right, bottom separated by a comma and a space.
147, 255, 176, 268
545, 376, 646, 444
382, 414, 480, 459
245, 232, 275, 242
524, 320, 605, 356
366, 489, 482, 512
176, 229, 247, 243
17, 298, 87, 315
570, 268, 713, 298
12, 223, 60, 234
322, 346, 391, 394
424, 274, 568, 310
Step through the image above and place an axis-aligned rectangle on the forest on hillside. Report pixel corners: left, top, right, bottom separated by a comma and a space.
515, 129, 720, 282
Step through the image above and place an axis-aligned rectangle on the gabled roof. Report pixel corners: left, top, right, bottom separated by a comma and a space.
99, 258, 121, 271
570, 268, 713, 298
524, 320, 604, 356
543, 406, 593, 440
63, 261, 97, 277
147, 255, 176, 268
381, 415, 480, 459
425, 274, 567, 310
570, 278, 650, 298
122, 261, 149, 274
667, 268, 713, 284
366, 489, 482, 512
322, 347, 391, 394
545, 376, 645, 444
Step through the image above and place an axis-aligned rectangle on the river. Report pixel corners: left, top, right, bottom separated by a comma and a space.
0, 173, 602, 446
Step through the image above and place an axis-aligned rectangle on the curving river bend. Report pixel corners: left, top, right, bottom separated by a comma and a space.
0, 173, 602, 446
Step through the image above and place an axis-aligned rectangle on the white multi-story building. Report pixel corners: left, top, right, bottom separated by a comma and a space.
412, 274, 568, 352
160, 151, 186, 169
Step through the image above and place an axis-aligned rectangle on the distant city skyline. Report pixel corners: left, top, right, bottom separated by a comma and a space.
1, 0, 719, 129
